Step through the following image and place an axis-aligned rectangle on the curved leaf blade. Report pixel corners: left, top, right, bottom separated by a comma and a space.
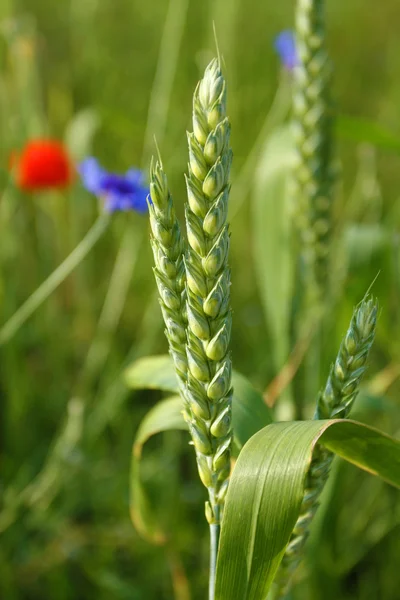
130, 395, 185, 544
125, 355, 273, 449
128, 358, 273, 543
215, 420, 400, 600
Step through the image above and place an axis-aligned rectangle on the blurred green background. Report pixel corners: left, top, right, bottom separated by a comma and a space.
1, 0, 400, 598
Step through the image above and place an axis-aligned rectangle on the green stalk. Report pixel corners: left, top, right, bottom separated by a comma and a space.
0, 212, 110, 346
293, 0, 336, 301
209, 522, 219, 600
271, 296, 378, 599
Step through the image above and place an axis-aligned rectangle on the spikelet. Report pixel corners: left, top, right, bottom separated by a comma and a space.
271, 297, 378, 598
184, 59, 233, 526
149, 159, 188, 391
292, 0, 336, 301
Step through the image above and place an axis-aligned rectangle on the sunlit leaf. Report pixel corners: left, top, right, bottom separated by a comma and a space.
215, 420, 400, 600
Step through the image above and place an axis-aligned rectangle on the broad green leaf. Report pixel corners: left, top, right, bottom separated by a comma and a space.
215, 420, 400, 600
252, 125, 294, 373
130, 395, 186, 544
125, 355, 273, 449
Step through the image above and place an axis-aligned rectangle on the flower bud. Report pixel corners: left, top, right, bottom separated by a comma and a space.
151, 241, 177, 279
149, 161, 168, 209
149, 204, 172, 246
202, 157, 225, 198
203, 188, 229, 236
186, 380, 210, 420
154, 271, 181, 311
187, 303, 210, 340
165, 318, 186, 344
344, 329, 358, 355
350, 350, 368, 370
206, 317, 231, 361
203, 271, 230, 318
205, 501, 216, 524
333, 359, 346, 382
198, 61, 224, 108
344, 366, 365, 388
187, 337, 210, 382
190, 425, 212, 455
198, 62, 222, 108
204, 118, 230, 165
185, 256, 207, 297
185, 174, 207, 218
217, 463, 231, 483
193, 93, 209, 145
186, 209, 206, 257
197, 455, 213, 487
212, 437, 231, 471
169, 348, 187, 379
176, 261, 186, 290
203, 286, 222, 319
207, 96, 226, 130
217, 480, 229, 503
160, 303, 186, 342
188, 132, 208, 180
209, 76, 225, 106
356, 301, 377, 337
210, 406, 231, 438
202, 227, 229, 277
207, 360, 232, 401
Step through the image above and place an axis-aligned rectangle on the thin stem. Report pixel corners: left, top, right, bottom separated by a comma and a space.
209, 523, 220, 600
0, 212, 110, 346
76, 226, 145, 395
141, 0, 189, 164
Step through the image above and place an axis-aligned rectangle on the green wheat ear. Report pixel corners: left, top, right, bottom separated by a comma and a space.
184, 58, 233, 528
148, 158, 188, 391
272, 296, 378, 599
148, 59, 233, 533
293, 0, 337, 303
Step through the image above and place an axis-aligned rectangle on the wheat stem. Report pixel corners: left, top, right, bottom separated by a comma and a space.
292, 0, 336, 302
0, 212, 110, 346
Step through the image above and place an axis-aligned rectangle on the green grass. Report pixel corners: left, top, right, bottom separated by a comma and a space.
1, 0, 400, 598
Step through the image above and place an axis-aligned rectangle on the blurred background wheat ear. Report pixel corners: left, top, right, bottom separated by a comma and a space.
1, 0, 400, 599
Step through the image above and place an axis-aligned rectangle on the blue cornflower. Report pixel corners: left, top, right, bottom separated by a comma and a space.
274, 30, 298, 71
78, 157, 149, 213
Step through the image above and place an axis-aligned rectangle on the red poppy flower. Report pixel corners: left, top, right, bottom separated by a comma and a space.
11, 140, 73, 191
